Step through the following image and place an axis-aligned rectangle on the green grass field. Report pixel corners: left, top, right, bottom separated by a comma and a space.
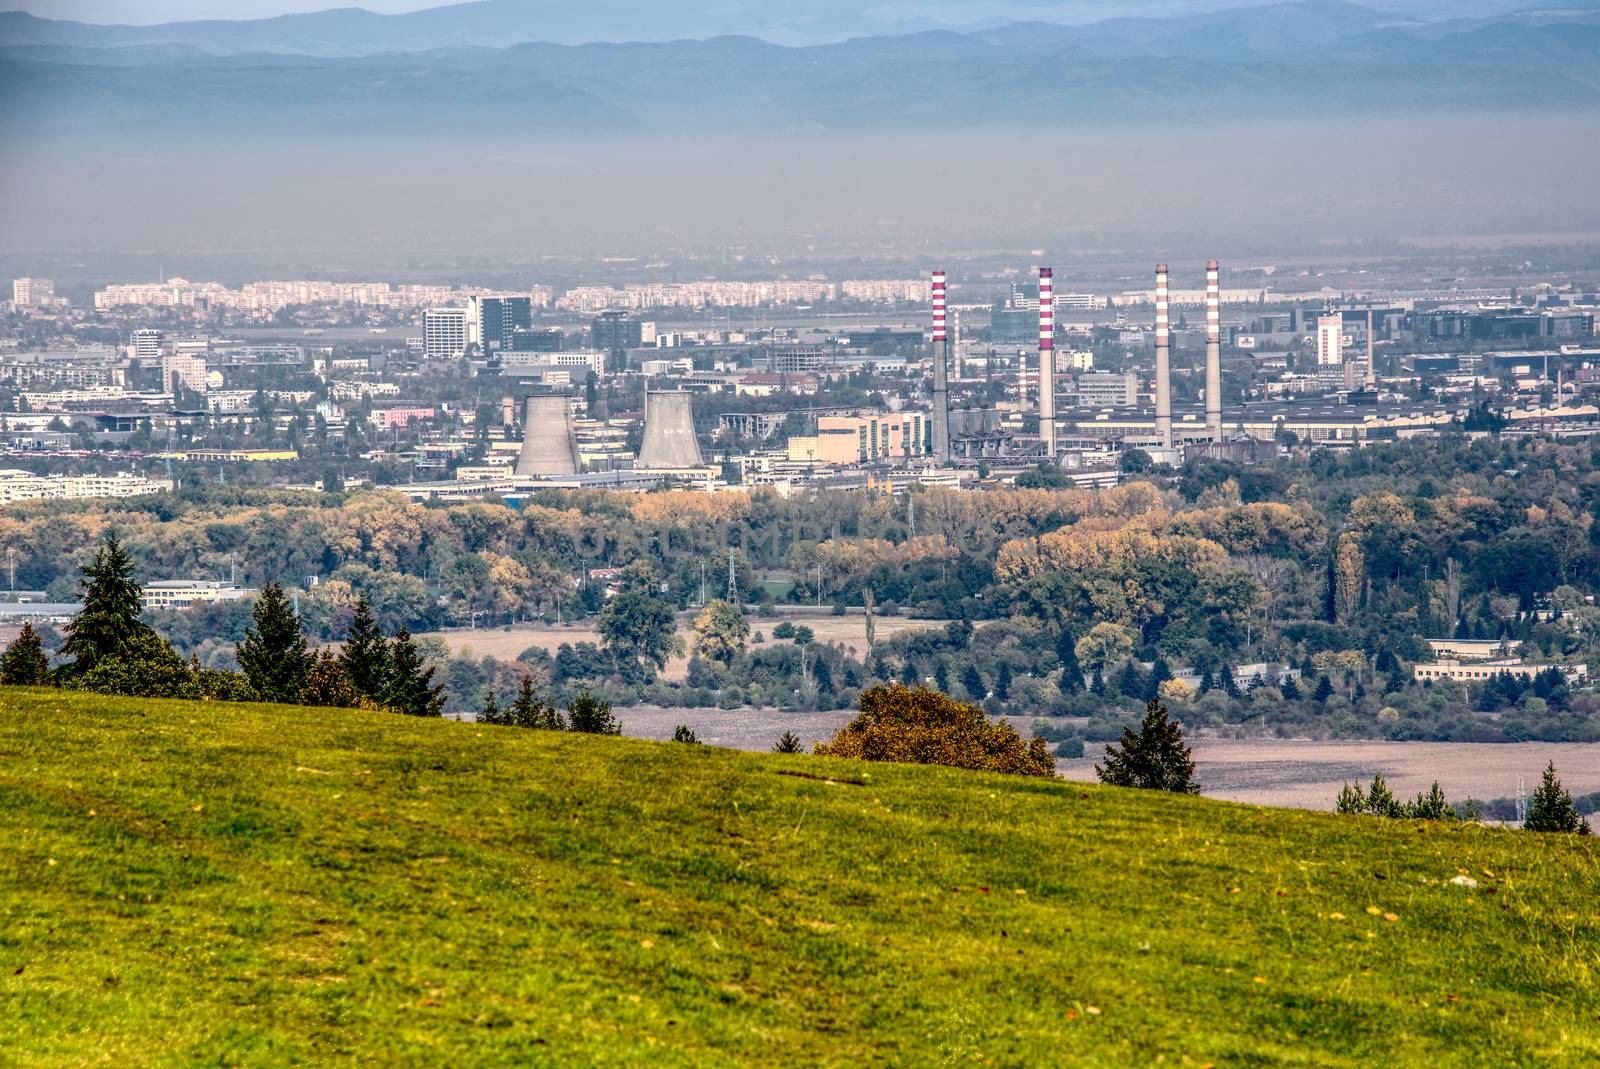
2, 688, 1597, 1067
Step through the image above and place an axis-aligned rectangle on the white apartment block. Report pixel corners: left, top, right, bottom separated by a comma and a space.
12, 278, 55, 308
1316, 315, 1346, 366
163, 350, 208, 394
0, 470, 173, 504
132, 329, 164, 362
499, 349, 608, 374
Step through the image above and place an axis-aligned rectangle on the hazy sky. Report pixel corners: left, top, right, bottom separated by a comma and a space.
15, 0, 443, 21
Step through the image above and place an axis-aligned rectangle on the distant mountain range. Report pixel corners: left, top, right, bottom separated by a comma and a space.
2, 0, 1598, 135
3, 0, 1590, 51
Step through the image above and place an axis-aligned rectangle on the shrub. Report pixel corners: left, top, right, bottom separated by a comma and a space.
65, 631, 189, 699
814, 684, 1054, 777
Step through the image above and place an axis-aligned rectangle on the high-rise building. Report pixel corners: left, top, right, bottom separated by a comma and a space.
422, 308, 470, 360
469, 295, 533, 357
592, 311, 643, 355
12, 278, 54, 308
132, 328, 164, 362
512, 327, 564, 353
1316, 315, 1345, 366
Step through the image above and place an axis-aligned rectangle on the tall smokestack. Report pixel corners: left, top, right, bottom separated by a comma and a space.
1039, 267, 1055, 459
1155, 264, 1172, 449
1205, 259, 1222, 444
1365, 309, 1376, 389
931, 270, 950, 463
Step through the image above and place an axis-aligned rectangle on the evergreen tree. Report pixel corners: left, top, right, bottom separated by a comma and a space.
479, 689, 505, 725
237, 582, 313, 703
899, 659, 919, 686
934, 661, 951, 694
509, 674, 562, 729
672, 724, 700, 744
1219, 664, 1240, 698
1116, 659, 1146, 699
1056, 629, 1084, 693
1145, 659, 1172, 702
1313, 675, 1335, 702
384, 628, 445, 717
62, 533, 148, 675
339, 595, 390, 702
1198, 668, 1214, 693
1525, 761, 1591, 834
773, 730, 803, 754
0, 622, 51, 686
1280, 674, 1301, 700
1095, 700, 1199, 793
566, 689, 620, 735
962, 663, 985, 700
994, 662, 1012, 701
1090, 669, 1106, 696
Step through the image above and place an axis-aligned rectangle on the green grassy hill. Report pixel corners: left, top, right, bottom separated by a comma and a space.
1, 690, 1597, 1067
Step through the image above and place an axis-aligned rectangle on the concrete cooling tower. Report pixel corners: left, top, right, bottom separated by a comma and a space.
514, 395, 581, 477
636, 391, 703, 469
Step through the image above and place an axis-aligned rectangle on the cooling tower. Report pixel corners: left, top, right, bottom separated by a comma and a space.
1155, 264, 1172, 449
1205, 259, 1222, 444
637, 391, 703, 469
515, 395, 581, 477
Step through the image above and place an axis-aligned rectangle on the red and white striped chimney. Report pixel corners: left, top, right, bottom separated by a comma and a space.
1205, 259, 1222, 444
931, 270, 950, 462
1038, 267, 1056, 459
1155, 264, 1172, 449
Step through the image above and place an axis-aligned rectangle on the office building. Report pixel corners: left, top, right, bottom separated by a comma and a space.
422, 308, 470, 360
132, 329, 164, 362
1076, 372, 1139, 408
786, 412, 929, 466
162, 349, 208, 394
592, 311, 644, 355
470, 295, 534, 358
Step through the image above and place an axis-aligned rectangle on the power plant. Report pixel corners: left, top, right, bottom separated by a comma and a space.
1038, 266, 1056, 458
514, 395, 581, 477
636, 390, 703, 469
930, 270, 951, 463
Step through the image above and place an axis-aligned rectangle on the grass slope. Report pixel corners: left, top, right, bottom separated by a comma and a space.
1, 689, 1597, 1067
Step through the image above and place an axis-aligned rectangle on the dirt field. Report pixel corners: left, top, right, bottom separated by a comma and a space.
420, 614, 948, 682
1060, 738, 1600, 812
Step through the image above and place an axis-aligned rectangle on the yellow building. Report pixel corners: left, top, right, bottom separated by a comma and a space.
787, 412, 928, 466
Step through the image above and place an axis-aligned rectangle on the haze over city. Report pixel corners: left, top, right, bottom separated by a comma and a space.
2, 1, 1598, 1065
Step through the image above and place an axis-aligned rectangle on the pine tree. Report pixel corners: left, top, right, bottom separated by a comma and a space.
994, 662, 1012, 701
1525, 761, 1591, 834
566, 689, 620, 735
1095, 700, 1199, 793
1116, 660, 1145, 699
1056, 629, 1085, 693
774, 730, 803, 753
62, 533, 149, 675
1145, 659, 1172, 702
962, 664, 985, 700
338, 595, 390, 702
672, 724, 700, 744
237, 582, 313, 703
1090, 669, 1106, 696
0, 622, 51, 686
1280, 674, 1301, 700
509, 674, 562, 729
934, 661, 950, 694
479, 689, 505, 725
1313, 675, 1335, 702
1219, 664, 1240, 698
384, 628, 444, 717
